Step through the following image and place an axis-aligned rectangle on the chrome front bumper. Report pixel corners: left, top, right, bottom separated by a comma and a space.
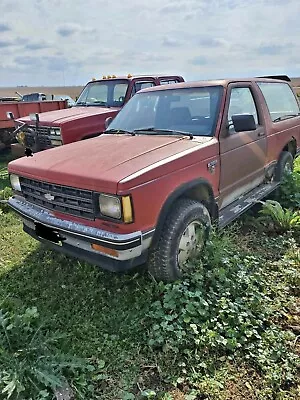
8, 196, 153, 271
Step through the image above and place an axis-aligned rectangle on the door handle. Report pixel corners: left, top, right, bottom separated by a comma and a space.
257, 131, 265, 137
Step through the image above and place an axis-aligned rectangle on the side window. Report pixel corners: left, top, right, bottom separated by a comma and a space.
257, 82, 300, 122
131, 81, 155, 96
228, 87, 258, 131
160, 79, 178, 85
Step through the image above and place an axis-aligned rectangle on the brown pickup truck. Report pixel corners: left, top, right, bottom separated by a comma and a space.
15, 74, 184, 153
8, 76, 300, 281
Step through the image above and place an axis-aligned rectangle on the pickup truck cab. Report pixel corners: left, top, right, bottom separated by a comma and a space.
8, 77, 300, 281
15, 74, 184, 153
21, 93, 47, 102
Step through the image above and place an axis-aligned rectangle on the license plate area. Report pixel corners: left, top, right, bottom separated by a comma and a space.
35, 223, 65, 245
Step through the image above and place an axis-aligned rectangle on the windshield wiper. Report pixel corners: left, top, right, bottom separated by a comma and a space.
273, 113, 300, 122
90, 101, 110, 107
104, 128, 135, 135
133, 127, 193, 139
75, 101, 87, 106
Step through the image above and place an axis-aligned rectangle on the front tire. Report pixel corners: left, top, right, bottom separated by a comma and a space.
148, 198, 211, 282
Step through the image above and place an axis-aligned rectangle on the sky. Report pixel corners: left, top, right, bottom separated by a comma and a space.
0, 0, 299, 86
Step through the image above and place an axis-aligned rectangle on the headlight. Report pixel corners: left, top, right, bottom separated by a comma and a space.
10, 174, 21, 192
99, 194, 122, 219
50, 127, 61, 136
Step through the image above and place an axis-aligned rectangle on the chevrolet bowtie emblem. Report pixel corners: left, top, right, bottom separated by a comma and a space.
44, 193, 55, 201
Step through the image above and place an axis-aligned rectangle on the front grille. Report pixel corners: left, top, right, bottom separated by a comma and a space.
28, 126, 50, 135
23, 126, 58, 150
24, 134, 52, 148
20, 178, 95, 219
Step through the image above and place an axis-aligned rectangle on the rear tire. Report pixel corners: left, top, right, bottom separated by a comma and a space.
148, 198, 211, 282
274, 151, 294, 182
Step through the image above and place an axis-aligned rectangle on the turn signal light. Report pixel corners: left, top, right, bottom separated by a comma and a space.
91, 243, 119, 257
122, 195, 133, 223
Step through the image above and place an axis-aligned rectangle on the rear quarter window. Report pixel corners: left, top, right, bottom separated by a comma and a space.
257, 82, 300, 122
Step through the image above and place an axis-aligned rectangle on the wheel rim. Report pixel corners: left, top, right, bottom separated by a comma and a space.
284, 162, 293, 175
177, 221, 205, 267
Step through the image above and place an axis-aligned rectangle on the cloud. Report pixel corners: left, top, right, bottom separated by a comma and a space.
0, 0, 300, 86
57, 23, 96, 37
24, 40, 51, 50
0, 23, 10, 32
162, 37, 182, 47
191, 56, 208, 65
0, 37, 50, 51
256, 43, 292, 56
198, 37, 226, 48
57, 23, 80, 37
44, 56, 82, 71
15, 56, 42, 67
160, 3, 187, 14
0, 40, 12, 48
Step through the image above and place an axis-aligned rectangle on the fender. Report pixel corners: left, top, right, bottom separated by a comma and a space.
151, 178, 217, 247
282, 137, 297, 158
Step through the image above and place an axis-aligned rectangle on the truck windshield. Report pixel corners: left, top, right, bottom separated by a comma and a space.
107, 86, 223, 136
75, 80, 129, 107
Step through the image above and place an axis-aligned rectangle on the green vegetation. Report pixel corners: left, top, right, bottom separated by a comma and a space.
0, 152, 12, 214
257, 200, 300, 233
0, 153, 299, 399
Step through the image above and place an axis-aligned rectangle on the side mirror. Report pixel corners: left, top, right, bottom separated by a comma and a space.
29, 113, 40, 123
231, 114, 256, 132
6, 111, 15, 120
105, 116, 113, 129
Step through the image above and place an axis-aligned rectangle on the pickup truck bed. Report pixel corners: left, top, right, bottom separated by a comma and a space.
0, 100, 66, 149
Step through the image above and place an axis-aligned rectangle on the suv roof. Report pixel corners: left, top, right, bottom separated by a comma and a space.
91, 75, 183, 83
139, 77, 291, 93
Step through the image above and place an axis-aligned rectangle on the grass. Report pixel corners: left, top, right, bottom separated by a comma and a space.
0, 150, 11, 190
0, 153, 299, 399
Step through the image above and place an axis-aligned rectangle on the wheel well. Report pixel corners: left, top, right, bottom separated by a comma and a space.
179, 184, 216, 217
283, 139, 297, 157
151, 180, 217, 247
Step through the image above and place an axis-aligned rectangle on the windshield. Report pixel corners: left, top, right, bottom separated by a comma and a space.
76, 79, 129, 107
107, 86, 223, 136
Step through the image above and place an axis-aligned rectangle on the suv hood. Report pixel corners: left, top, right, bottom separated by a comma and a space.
17, 106, 119, 125
9, 134, 214, 192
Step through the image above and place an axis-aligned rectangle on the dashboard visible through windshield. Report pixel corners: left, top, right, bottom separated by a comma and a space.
76, 80, 129, 108
107, 86, 223, 136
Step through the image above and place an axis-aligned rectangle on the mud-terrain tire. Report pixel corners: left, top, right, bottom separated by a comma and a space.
148, 198, 211, 282
274, 151, 294, 182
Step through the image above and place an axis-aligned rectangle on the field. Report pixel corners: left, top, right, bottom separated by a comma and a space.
0, 86, 84, 100
0, 76, 299, 101
0, 153, 299, 400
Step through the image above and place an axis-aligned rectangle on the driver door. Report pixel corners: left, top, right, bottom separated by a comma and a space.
218, 83, 267, 209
